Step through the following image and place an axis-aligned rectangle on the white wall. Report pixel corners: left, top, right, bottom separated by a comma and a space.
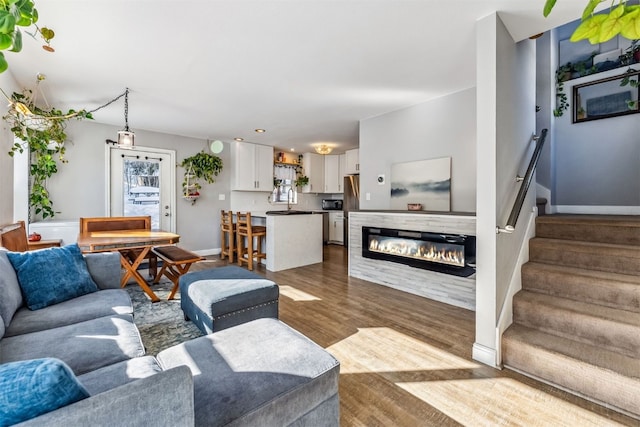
359, 88, 477, 213
0, 72, 20, 225
475, 13, 536, 367
38, 120, 231, 252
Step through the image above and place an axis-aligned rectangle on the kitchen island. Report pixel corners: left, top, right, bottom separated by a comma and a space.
264, 211, 323, 272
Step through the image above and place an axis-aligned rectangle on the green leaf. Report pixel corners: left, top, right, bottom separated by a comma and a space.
0, 52, 7, 73
0, 32, 12, 49
598, 5, 627, 42
582, 0, 603, 21
571, 14, 607, 42
0, 10, 15, 33
543, 0, 557, 17
9, 27, 21, 51
620, 9, 640, 39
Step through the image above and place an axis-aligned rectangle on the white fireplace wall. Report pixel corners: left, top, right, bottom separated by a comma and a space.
349, 211, 476, 310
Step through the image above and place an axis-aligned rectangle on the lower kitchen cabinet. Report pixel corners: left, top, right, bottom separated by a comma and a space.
328, 211, 344, 245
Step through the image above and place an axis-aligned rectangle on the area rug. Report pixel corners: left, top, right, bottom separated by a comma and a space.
124, 261, 220, 355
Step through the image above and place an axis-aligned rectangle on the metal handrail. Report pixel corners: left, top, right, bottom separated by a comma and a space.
497, 128, 548, 234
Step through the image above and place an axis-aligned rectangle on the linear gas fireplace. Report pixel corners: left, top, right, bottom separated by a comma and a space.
362, 226, 476, 277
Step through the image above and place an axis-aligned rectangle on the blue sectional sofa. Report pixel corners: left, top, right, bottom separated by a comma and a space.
0, 248, 193, 426
0, 245, 340, 427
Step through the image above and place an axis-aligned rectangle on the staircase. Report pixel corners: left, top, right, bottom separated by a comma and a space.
502, 214, 640, 419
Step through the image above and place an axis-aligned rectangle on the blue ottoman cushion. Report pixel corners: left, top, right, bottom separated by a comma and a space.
156, 318, 340, 427
180, 266, 278, 334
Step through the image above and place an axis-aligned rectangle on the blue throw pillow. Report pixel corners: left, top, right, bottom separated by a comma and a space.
7, 244, 99, 310
0, 358, 90, 426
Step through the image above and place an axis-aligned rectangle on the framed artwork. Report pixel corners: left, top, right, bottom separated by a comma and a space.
573, 71, 640, 123
390, 157, 451, 211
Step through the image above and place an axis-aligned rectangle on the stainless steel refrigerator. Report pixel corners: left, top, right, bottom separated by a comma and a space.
343, 175, 360, 247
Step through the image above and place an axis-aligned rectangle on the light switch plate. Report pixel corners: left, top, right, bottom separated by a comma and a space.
218, 193, 226, 201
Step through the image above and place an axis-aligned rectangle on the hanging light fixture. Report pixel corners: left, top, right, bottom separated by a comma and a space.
117, 88, 134, 148
314, 144, 332, 155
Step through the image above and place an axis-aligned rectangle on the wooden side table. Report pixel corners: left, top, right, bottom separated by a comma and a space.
27, 239, 62, 250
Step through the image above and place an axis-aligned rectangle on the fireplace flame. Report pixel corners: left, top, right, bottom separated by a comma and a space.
369, 237, 464, 267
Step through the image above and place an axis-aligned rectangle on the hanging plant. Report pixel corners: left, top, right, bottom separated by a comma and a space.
544, 0, 640, 43
179, 151, 223, 201
4, 89, 93, 219
295, 175, 309, 188
0, 0, 56, 73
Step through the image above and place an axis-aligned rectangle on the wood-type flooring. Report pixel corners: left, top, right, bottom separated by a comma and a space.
219, 245, 637, 426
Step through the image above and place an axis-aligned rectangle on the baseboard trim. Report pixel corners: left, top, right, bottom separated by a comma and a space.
194, 248, 220, 256
472, 342, 498, 368
554, 205, 640, 215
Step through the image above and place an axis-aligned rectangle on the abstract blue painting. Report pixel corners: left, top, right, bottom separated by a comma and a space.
390, 157, 451, 211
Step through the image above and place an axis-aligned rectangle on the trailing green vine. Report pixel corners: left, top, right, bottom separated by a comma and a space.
179, 151, 223, 200
4, 89, 92, 219
0, 0, 55, 73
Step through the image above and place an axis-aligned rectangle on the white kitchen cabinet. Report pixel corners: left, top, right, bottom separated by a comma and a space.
302, 152, 324, 193
323, 154, 342, 193
345, 148, 359, 174
328, 211, 344, 244
231, 142, 273, 191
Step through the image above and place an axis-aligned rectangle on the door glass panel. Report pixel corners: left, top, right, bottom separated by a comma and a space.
123, 158, 161, 229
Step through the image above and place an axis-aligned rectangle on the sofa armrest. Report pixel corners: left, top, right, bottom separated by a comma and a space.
15, 366, 194, 427
84, 252, 122, 290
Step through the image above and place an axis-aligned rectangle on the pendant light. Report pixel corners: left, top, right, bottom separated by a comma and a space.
117, 88, 134, 148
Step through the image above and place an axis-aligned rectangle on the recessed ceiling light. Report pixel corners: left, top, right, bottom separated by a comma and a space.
234, 137, 244, 141
254, 129, 266, 133
290, 148, 295, 152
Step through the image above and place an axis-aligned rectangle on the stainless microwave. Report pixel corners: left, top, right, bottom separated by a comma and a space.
322, 199, 343, 210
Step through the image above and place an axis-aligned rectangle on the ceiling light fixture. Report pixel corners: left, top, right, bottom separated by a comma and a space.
314, 144, 333, 155
254, 128, 266, 133
234, 137, 244, 142
116, 88, 134, 148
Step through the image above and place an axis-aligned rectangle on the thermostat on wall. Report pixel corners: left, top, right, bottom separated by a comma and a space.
377, 174, 385, 185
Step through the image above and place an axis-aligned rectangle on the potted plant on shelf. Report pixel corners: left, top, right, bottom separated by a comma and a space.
179, 151, 223, 204
294, 175, 309, 188
4, 89, 93, 219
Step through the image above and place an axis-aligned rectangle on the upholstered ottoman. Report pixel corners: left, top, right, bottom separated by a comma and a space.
156, 318, 340, 427
180, 266, 279, 334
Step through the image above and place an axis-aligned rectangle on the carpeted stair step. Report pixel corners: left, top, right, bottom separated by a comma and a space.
521, 262, 640, 313
502, 324, 640, 418
535, 215, 640, 246
513, 290, 640, 358
529, 237, 640, 276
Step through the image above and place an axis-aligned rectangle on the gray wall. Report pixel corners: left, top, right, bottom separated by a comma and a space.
475, 13, 536, 365
40, 120, 231, 252
359, 87, 477, 213
554, 66, 640, 209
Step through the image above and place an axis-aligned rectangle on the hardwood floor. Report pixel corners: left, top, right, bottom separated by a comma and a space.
222, 246, 638, 426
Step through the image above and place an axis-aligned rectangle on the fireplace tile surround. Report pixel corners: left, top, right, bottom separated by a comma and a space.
348, 211, 476, 310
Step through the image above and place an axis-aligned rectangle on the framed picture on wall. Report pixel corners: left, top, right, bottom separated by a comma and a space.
390, 157, 451, 212
573, 70, 640, 123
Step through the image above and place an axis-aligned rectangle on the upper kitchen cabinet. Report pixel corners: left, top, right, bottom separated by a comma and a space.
323, 154, 344, 193
345, 148, 359, 174
231, 142, 274, 191
301, 153, 324, 193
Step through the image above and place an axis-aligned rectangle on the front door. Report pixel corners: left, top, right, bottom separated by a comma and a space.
107, 145, 176, 231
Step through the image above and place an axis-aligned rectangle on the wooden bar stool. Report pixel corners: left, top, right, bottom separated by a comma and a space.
236, 212, 266, 271
220, 210, 236, 262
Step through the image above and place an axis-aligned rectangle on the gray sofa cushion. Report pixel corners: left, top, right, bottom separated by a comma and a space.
157, 318, 340, 427
78, 356, 162, 395
5, 289, 133, 337
0, 249, 23, 327
84, 252, 122, 290
1, 314, 145, 375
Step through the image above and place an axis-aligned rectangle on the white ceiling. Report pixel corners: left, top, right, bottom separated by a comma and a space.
6, 0, 583, 154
